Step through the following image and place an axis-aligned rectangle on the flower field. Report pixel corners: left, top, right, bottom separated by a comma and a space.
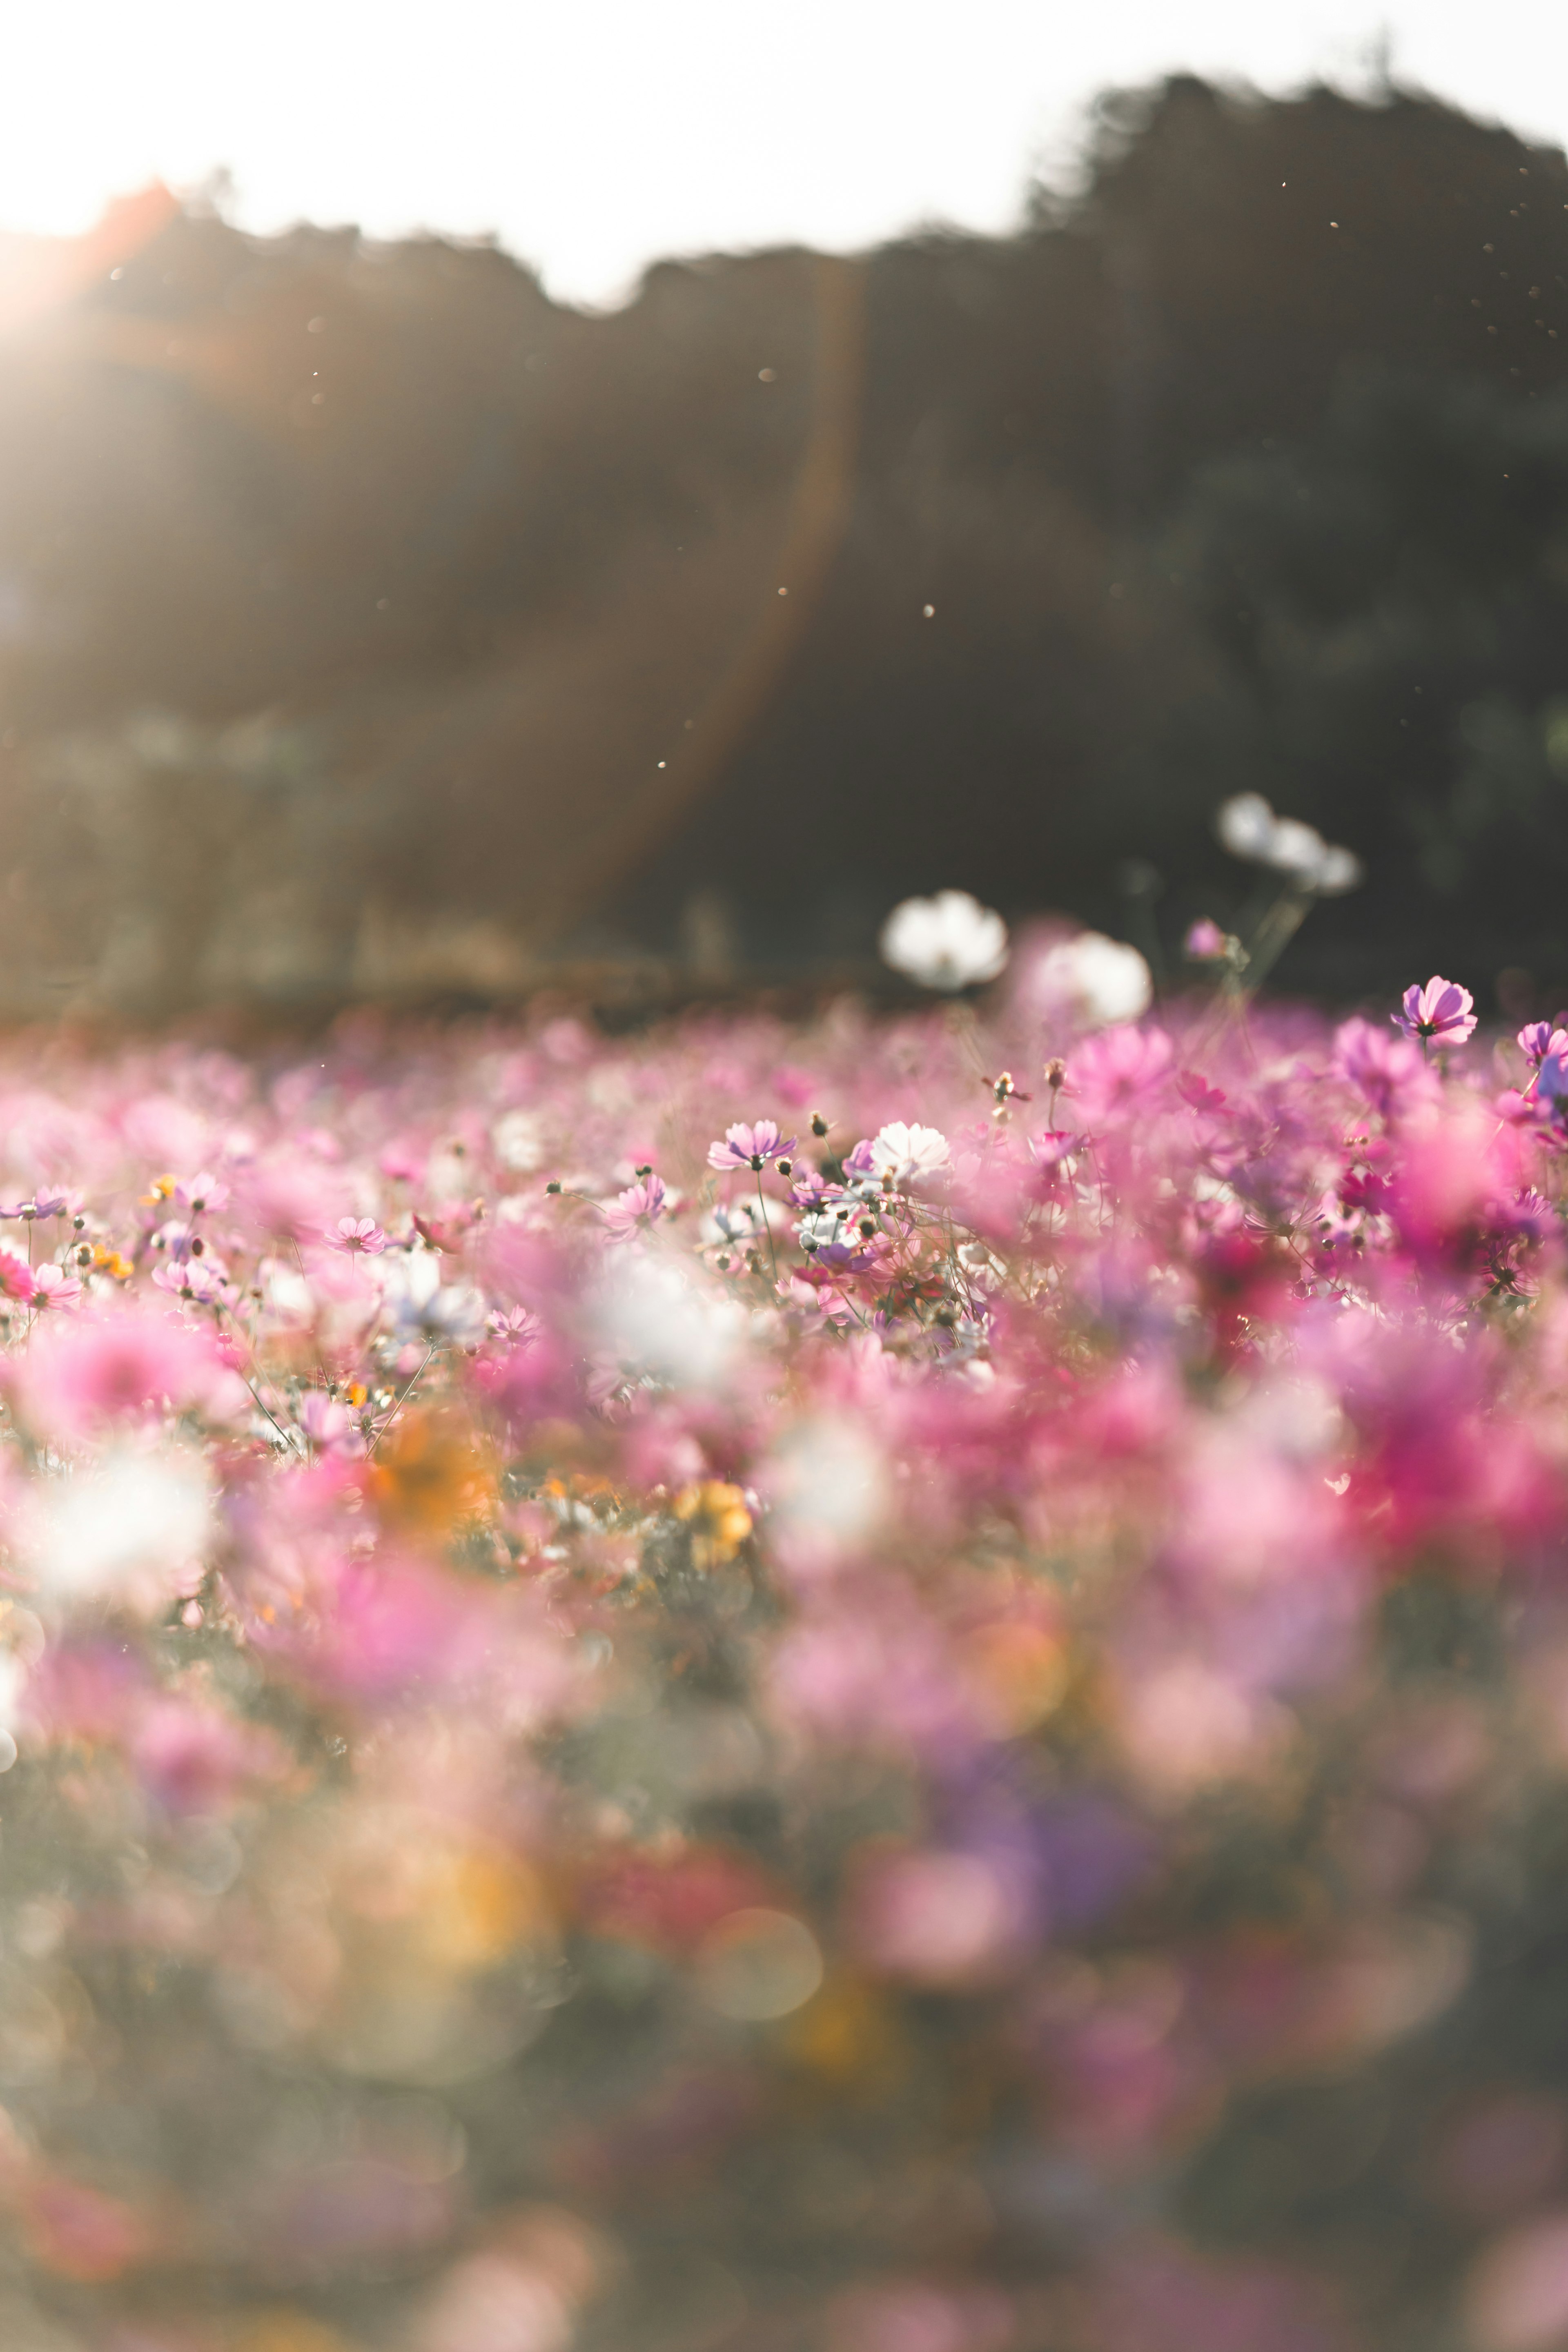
4, 928, 1568, 2351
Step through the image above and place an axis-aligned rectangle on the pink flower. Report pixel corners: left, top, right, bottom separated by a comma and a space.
0, 1245, 35, 1303
174, 1170, 229, 1213
151, 1256, 228, 1305
1176, 1069, 1227, 1113
1333, 1016, 1433, 1118
327, 1215, 387, 1255
706, 1120, 795, 1173
1519, 1021, 1568, 1069
1394, 974, 1477, 1046
11, 1305, 241, 1441
298, 1390, 365, 1457
130, 1697, 285, 1814
1064, 1025, 1175, 1127
486, 1304, 543, 1351
28, 1264, 81, 1310
1184, 918, 1228, 960
602, 1174, 667, 1241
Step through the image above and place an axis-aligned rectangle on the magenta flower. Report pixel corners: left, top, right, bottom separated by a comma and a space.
1183, 918, 1227, 961
1519, 1021, 1568, 1071
1334, 1017, 1434, 1118
706, 1120, 795, 1173
326, 1215, 387, 1255
1176, 1069, 1227, 1114
1394, 975, 1477, 1046
601, 1174, 668, 1241
1064, 1026, 1174, 1127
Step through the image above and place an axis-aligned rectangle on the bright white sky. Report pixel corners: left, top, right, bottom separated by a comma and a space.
0, 0, 1564, 307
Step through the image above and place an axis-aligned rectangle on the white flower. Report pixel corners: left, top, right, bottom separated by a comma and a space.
492, 1109, 545, 1173
1312, 843, 1363, 895
869, 1122, 951, 1185
24, 1445, 214, 1616
1264, 815, 1330, 877
879, 891, 1008, 991
1216, 795, 1362, 894
768, 1414, 887, 1548
1033, 932, 1152, 1030
596, 1253, 747, 1390
384, 1249, 486, 1346
1216, 793, 1278, 860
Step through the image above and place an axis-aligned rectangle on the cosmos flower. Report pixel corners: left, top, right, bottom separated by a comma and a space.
707, 1121, 796, 1173
1031, 931, 1153, 1029
879, 890, 1009, 990
327, 1216, 388, 1254
1216, 793, 1362, 893
602, 1174, 668, 1241
151, 1255, 229, 1305
175, 1171, 230, 1214
1519, 1021, 1568, 1071
866, 1122, 951, 1186
28, 1264, 82, 1310
1395, 975, 1478, 1047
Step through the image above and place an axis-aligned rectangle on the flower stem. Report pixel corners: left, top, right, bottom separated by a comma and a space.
756, 1173, 778, 1282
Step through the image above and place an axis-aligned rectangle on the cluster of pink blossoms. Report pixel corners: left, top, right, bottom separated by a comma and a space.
2, 967, 1568, 2347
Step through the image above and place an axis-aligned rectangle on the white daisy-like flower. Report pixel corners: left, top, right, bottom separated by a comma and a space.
1216, 792, 1279, 860
1216, 795, 1362, 895
870, 1122, 951, 1185
879, 891, 1008, 991
1032, 933, 1152, 1031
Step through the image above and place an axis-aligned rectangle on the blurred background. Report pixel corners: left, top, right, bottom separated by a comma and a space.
4, 0, 1568, 1018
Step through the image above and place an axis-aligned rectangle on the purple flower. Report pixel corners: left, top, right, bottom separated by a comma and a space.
0, 1190, 77, 1220
602, 1174, 667, 1241
706, 1121, 795, 1174
1394, 975, 1477, 1046
1537, 1050, 1568, 1118
1519, 1020, 1568, 1073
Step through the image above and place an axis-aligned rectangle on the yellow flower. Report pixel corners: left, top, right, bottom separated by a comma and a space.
673, 1480, 753, 1568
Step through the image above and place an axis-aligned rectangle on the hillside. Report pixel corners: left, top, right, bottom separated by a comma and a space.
0, 77, 1565, 1012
